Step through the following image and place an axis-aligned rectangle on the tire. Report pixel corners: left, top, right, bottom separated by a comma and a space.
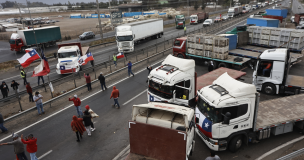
262, 83, 276, 95
218, 62, 228, 68
21, 47, 26, 53
156, 34, 159, 39
159, 33, 162, 38
229, 136, 243, 153
177, 53, 185, 59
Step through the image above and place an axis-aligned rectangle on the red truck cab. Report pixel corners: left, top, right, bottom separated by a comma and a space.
173, 37, 187, 59
10, 33, 25, 52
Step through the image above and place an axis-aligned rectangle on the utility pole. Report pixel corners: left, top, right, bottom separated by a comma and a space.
188, 0, 189, 17
16, 2, 25, 29
96, 0, 103, 40
25, 0, 40, 57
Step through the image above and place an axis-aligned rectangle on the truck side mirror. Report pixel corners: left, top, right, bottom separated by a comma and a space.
223, 112, 231, 125
173, 90, 176, 101
188, 98, 197, 108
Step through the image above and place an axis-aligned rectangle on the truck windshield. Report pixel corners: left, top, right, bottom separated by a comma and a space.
148, 80, 174, 99
191, 17, 197, 19
197, 97, 222, 123
117, 35, 133, 42
9, 39, 15, 44
58, 52, 77, 58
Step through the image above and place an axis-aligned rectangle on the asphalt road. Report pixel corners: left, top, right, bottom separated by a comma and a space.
0, 8, 239, 99
292, 0, 304, 14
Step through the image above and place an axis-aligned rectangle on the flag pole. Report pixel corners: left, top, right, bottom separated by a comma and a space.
47, 74, 53, 98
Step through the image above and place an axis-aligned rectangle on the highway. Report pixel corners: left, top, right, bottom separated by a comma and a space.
0, 8, 242, 99
1, 2, 301, 160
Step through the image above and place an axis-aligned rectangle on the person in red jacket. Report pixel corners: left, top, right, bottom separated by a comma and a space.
71, 115, 86, 142
21, 134, 38, 160
26, 82, 34, 102
69, 95, 83, 117
84, 73, 92, 91
110, 86, 120, 109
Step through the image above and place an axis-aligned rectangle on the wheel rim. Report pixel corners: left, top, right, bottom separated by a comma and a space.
265, 86, 273, 94
236, 139, 242, 149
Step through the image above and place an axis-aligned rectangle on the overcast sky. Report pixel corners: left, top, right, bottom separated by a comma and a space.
11, 0, 116, 5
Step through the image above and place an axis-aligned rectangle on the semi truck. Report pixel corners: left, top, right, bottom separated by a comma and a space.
115, 19, 163, 53
173, 33, 303, 69
147, 55, 246, 106
56, 42, 92, 74
253, 48, 304, 95
194, 72, 304, 152
127, 102, 195, 160
190, 12, 209, 25
227, 6, 243, 18
9, 26, 61, 53
175, 15, 186, 29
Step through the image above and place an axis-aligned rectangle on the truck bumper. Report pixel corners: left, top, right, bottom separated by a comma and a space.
118, 48, 134, 53
195, 128, 221, 151
56, 68, 79, 74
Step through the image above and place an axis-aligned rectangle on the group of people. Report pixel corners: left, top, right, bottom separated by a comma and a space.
0, 132, 38, 160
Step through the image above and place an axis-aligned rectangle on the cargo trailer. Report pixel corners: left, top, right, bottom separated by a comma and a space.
265, 8, 288, 18
247, 18, 279, 27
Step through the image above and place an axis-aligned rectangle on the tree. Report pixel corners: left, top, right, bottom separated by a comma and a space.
194, 1, 199, 10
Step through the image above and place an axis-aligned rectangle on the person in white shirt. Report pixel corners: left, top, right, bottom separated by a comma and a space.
33, 92, 44, 116
205, 150, 221, 160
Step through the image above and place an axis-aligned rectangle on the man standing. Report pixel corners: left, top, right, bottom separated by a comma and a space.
0, 133, 28, 160
33, 92, 44, 116
20, 69, 27, 85
11, 80, 20, 92
113, 53, 117, 68
127, 61, 134, 77
205, 150, 221, 160
21, 134, 38, 160
26, 83, 34, 102
38, 76, 44, 86
98, 72, 107, 91
110, 86, 120, 109
84, 73, 92, 91
184, 26, 187, 35
69, 95, 83, 117
82, 110, 93, 136
0, 81, 9, 98
71, 115, 86, 142
0, 113, 8, 133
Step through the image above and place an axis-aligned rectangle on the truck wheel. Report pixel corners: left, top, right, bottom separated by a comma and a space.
21, 47, 26, 53
229, 136, 243, 153
262, 83, 276, 95
218, 63, 228, 68
177, 53, 185, 59
159, 34, 162, 38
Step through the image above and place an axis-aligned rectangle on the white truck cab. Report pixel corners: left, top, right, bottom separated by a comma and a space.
147, 55, 195, 106
56, 45, 81, 74
190, 15, 198, 24
116, 26, 134, 53
253, 48, 304, 95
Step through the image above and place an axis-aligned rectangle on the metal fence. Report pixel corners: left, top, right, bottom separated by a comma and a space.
2, 5, 269, 122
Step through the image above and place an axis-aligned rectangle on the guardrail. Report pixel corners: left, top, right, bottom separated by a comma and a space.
3, 5, 272, 122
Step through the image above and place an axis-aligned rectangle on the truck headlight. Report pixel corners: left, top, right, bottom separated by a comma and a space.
219, 140, 227, 150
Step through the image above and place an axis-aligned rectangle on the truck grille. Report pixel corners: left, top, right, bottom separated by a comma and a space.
122, 42, 129, 47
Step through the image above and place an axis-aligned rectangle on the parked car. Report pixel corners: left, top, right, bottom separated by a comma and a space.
296, 25, 304, 29
203, 19, 213, 26
46, 20, 55, 24
214, 16, 222, 23
79, 31, 95, 40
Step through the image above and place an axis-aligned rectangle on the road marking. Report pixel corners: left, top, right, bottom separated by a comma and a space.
112, 144, 130, 160
38, 150, 53, 159
123, 89, 147, 105
0, 59, 165, 143
256, 135, 304, 160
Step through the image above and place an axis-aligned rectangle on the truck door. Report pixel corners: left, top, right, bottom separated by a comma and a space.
253, 60, 274, 91
219, 103, 250, 138
175, 79, 191, 105
271, 61, 284, 84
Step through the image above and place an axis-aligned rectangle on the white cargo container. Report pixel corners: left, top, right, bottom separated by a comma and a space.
115, 19, 164, 53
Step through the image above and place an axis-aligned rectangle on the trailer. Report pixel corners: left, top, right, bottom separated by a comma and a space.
195, 73, 304, 152
227, 6, 243, 18
9, 26, 61, 52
